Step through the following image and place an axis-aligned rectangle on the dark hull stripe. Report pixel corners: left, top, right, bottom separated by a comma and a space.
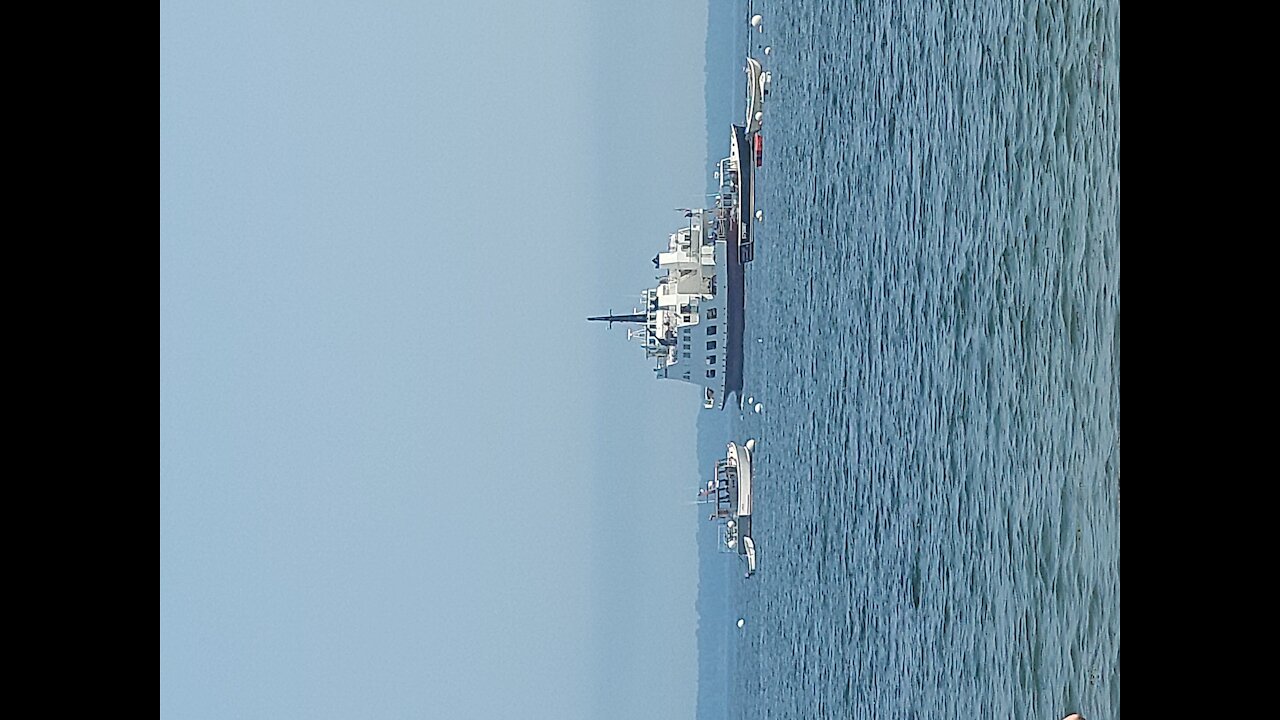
720, 125, 754, 410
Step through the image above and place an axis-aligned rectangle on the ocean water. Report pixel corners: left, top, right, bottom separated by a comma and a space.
726, 0, 1120, 718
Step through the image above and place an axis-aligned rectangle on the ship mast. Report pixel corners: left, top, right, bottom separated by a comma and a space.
586, 310, 647, 328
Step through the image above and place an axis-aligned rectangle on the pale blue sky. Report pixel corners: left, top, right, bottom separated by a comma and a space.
160, 2, 710, 718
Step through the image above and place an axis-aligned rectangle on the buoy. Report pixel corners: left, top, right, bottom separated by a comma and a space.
755, 209, 764, 221
754, 403, 764, 413
745, 439, 757, 452
747, 396, 754, 404
750, 14, 762, 28
764, 46, 772, 55
737, 618, 746, 628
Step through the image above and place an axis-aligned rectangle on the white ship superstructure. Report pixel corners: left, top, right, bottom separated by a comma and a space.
745, 56, 771, 134
590, 209, 728, 408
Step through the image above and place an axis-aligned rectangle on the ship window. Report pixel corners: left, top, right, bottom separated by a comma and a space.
706, 370, 716, 378
707, 325, 717, 335
706, 355, 717, 365
706, 308, 718, 319
706, 341, 717, 350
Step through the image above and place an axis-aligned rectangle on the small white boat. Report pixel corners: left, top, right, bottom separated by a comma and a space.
745, 57, 769, 134
707, 440, 756, 576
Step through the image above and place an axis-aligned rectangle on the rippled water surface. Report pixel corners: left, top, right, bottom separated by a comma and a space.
729, 0, 1119, 717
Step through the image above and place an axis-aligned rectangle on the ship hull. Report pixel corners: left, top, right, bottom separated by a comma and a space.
721, 125, 755, 409
729, 441, 752, 542
746, 57, 765, 134
723, 225, 745, 409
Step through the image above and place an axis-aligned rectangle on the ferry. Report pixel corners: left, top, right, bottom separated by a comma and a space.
589, 126, 755, 409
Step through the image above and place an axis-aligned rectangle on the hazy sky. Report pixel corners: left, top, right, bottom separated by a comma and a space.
160, 2, 710, 718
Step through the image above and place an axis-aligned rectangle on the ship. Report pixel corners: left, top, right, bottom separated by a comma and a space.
703, 439, 756, 577
589, 126, 755, 410
745, 56, 771, 135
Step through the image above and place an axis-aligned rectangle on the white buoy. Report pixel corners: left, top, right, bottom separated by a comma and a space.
747, 396, 754, 404
755, 209, 764, 221
745, 439, 757, 452
764, 46, 772, 56
754, 403, 764, 413
750, 14, 762, 28
737, 618, 746, 628
755, 111, 764, 122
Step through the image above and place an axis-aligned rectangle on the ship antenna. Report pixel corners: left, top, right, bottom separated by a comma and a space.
587, 308, 647, 329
